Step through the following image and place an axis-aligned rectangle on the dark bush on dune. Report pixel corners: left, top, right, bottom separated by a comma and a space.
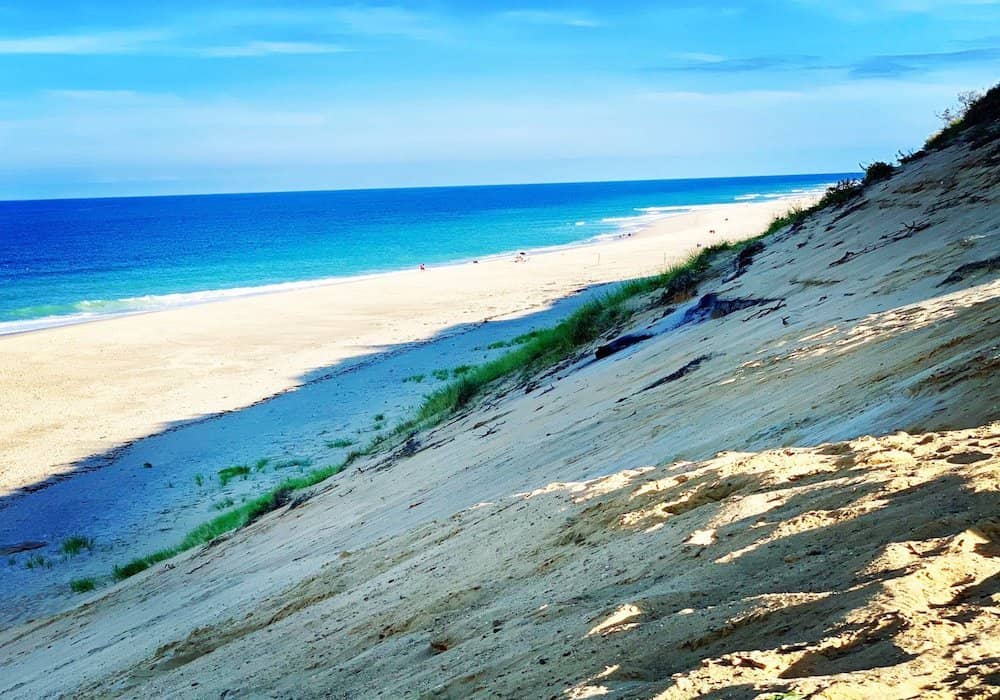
925, 84, 1000, 151
862, 161, 895, 185
816, 179, 862, 208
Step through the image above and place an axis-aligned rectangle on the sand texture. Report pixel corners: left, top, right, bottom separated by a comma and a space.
1, 131, 999, 698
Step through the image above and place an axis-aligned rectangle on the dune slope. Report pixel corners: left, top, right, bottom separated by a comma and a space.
1, 127, 998, 697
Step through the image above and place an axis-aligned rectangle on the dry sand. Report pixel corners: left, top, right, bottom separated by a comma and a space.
1, 134, 998, 698
0, 198, 802, 497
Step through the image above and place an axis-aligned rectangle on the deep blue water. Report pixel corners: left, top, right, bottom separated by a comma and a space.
0, 174, 853, 333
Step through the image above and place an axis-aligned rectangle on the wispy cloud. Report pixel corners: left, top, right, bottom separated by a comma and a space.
499, 9, 602, 28
671, 52, 727, 64
849, 46, 1000, 76
0, 30, 169, 55
324, 6, 442, 39
656, 54, 826, 73
655, 45, 1000, 78
194, 6, 443, 40
200, 41, 352, 58
44, 89, 146, 100
951, 33, 1000, 47
0, 5, 440, 58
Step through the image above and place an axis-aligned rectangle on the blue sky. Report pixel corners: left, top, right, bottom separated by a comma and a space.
0, 1, 997, 199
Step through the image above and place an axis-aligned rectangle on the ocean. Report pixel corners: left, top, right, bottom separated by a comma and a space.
0, 173, 852, 334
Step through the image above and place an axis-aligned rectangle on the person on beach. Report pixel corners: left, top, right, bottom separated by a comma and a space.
419, 263, 426, 271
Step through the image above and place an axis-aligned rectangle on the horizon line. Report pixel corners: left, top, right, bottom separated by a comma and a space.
0, 169, 863, 205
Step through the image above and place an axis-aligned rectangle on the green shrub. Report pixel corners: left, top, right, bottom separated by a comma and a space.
326, 438, 354, 449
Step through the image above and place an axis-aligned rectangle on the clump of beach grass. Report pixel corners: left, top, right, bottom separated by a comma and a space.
213, 497, 235, 510
25, 553, 51, 570
113, 460, 351, 581
486, 330, 542, 350
403, 373, 425, 383
218, 465, 251, 486
414, 241, 738, 421
61, 535, 95, 556
70, 577, 97, 593
326, 437, 354, 449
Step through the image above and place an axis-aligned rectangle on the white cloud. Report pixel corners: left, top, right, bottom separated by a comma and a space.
0, 30, 169, 55
672, 52, 727, 63
0, 5, 436, 59
44, 89, 145, 100
194, 6, 444, 40
200, 41, 352, 58
325, 6, 443, 39
500, 10, 602, 28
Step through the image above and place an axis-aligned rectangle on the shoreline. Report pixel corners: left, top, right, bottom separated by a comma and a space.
0, 194, 827, 338
0, 196, 814, 498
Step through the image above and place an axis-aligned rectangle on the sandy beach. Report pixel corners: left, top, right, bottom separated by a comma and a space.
0, 197, 807, 497
1, 127, 997, 697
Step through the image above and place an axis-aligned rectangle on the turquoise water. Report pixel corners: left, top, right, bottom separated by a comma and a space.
0, 174, 851, 333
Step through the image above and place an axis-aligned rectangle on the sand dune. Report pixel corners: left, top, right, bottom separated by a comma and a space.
1, 123, 998, 696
